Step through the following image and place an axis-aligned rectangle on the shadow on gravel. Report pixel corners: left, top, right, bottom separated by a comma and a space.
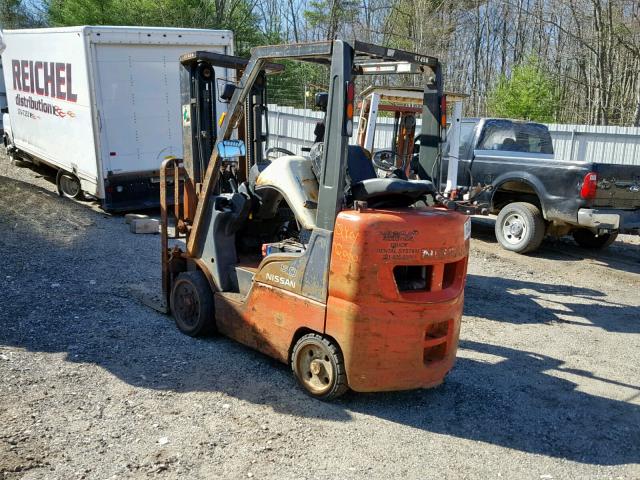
1, 174, 638, 467
471, 217, 640, 276
465, 274, 640, 333
342, 340, 640, 466
11, 158, 59, 183
536, 238, 640, 276
0, 174, 351, 425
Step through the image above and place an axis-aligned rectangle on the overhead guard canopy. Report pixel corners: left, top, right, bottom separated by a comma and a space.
187, 40, 443, 255
179, 50, 285, 74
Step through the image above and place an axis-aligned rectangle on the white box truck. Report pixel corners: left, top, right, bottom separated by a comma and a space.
1, 26, 234, 210
0, 55, 6, 132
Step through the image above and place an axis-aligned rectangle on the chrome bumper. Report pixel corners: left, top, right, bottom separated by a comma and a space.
577, 208, 640, 233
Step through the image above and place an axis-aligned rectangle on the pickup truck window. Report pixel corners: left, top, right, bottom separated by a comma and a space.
459, 123, 475, 155
442, 122, 475, 157
477, 120, 553, 155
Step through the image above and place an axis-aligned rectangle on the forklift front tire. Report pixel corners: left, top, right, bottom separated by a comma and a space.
291, 333, 348, 400
171, 271, 215, 337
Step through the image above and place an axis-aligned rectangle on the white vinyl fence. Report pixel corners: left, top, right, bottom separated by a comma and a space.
266, 104, 640, 166
267, 104, 406, 154
546, 124, 640, 165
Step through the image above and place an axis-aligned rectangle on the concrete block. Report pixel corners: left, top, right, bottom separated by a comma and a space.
125, 213, 149, 224
130, 218, 160, 234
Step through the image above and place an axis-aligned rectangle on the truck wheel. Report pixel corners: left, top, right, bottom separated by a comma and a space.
170, 271, 215, 337
495, 202, 545, 253
572, 229, 618, 249
291, 333, 348, 400
56, 170, 84, 200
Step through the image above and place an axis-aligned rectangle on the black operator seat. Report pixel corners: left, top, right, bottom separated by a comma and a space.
346, 145, 377, 183
314, 92, 328, 143
347, 145, 435, 208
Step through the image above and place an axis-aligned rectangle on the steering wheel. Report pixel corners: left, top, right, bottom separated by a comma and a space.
266, 147, 295, 160
372, 150, 405, 174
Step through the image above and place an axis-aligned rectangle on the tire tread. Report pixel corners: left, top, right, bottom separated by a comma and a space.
572, 229, 618, 249
171, 271, 215, 337
495, 201, 545, 254
291, 333, 348, 400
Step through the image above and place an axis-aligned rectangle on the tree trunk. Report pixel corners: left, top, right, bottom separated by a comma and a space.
634, 86, 640, 127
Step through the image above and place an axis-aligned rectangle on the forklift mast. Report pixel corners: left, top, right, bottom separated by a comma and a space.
179, 54, 218, 188
177, 52, 281, 215
356, 87, 425, 176
418, 63, 444, 184
245, 71, 268, 176
186, 41, 443, 253
160, 51, 282, 298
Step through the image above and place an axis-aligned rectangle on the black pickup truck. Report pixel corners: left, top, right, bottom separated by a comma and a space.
441, 118, 640, 253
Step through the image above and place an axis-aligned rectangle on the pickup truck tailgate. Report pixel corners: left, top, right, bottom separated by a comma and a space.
592, 164, 640, 209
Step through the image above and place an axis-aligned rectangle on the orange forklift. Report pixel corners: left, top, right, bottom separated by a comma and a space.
160, 41, 471, 400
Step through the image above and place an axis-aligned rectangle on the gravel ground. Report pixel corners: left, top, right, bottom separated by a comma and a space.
1, 152, 639, 480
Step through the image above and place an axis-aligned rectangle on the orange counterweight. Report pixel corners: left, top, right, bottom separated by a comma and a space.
325, 208, 470, 392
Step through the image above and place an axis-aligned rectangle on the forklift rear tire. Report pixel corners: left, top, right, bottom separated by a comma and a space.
56, 170, 84, 200
171, 271, 215, 337
495, 202, 545, 254
291, 333, 348, 400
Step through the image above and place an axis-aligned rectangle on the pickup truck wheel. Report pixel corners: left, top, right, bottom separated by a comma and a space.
171, 271, 215, 337
495, 202, 545, 253
572, 229, 618, 249
56, 170, 84, 200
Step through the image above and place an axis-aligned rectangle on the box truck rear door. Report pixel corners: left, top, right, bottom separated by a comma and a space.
94, 44, 227, 177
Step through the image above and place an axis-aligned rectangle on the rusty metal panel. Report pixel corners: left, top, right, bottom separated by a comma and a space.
215, 284, 326, 363
252, 229, 332, 303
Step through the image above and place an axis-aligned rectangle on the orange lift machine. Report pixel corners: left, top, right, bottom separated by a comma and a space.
160, 41, 471, 400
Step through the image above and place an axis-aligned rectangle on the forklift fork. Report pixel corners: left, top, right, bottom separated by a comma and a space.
160, 156, 189, 310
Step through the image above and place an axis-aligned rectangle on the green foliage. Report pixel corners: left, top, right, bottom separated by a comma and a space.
487, 59, 556, 122
383, 0, 444, 51
303, 0, 329, 29
267, 59, 327, 107
47, 0, 114, 25
303, 0, 357, 39
46, 0, 263, 56
0, 0, 44, 28
44, 0, 325, 106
